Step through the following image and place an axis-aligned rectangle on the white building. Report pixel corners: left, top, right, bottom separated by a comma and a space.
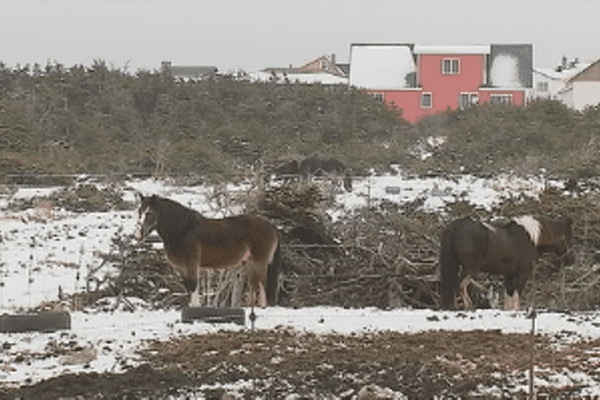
559, 57, 600, 111
252, 54, 348, 85
532, 55, 600, 110
161, 61, 217, 81
532, 56, 590, 101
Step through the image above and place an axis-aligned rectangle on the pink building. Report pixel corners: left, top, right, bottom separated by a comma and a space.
349, 44, 532, 123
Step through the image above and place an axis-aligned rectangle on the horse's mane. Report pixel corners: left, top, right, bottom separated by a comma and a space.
512, 215, 541, 246
152, 196, 202, 247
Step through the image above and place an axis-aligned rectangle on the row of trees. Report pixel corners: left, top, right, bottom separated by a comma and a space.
0, 60, 407, 179
1, 59, 600, 181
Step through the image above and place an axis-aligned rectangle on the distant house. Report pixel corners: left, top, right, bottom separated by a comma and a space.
161, 61, 217, 81
532, 56, 591, 101
559, 57, 600, 111
349, 43, 533, 123
253, 54, 348, 85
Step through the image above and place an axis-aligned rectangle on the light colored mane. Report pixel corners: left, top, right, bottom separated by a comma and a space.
512, 215, 541, 245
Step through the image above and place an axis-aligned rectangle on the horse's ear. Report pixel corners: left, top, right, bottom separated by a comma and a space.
136, 192, 145, 202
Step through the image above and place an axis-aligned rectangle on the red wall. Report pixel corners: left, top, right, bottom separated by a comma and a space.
369, 53, 526, 123
417, 53, 486, 113
372, 53, 526, 123
478, 90, 524, 106
378, 90, 423, 123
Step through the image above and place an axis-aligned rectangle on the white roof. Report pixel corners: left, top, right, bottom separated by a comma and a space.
349, 44, 415, 89
414, 45, 491, 55
251, 71, 348, 85
534, 63, 591, 81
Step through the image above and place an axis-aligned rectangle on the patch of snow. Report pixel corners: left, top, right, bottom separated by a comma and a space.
490, 54, 522, 88
414, 45, 491, 55
9, 187, 61, 201
331, 174, 561, 221
251, 71, 348, 85
349, 44, 415, 89
3, 305, 600, 389
0, 175, 593, 393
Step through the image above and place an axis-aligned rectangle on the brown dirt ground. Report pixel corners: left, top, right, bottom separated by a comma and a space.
2, 328, 600, 399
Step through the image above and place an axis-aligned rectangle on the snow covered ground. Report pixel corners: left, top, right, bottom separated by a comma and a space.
0, 174, 558, 312
2, 173, 598, 397
4, 304, 600, 395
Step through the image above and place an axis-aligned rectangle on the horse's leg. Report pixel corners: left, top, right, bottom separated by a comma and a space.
243, 259, 265, 330
170, 258, 201, 307
189, 265, 201, 307
190, 287, 201, 307
256, 281, 266, 308
504, 274, 521, 311
247, 272, 266, 308
204, 269, 212, 306
245, 258, 269, 308
513, 291, 521, 310
504, 291, 514, 310
184, 245, 203, 307
512, 267, 532, 311
459, 275, 474, 309
504, 291, 520, 310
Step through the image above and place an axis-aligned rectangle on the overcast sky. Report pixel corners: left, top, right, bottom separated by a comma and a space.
1, 0, 599, 74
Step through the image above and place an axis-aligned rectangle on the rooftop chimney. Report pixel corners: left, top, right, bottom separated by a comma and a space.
161, 61, 172, 73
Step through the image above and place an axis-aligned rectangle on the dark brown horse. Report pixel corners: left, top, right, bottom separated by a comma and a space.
440, 215, 573, 310
135, 194, 281, 307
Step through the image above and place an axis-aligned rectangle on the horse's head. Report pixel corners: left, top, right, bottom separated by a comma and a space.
135, 194, 158, 241
539, 216, 575, 266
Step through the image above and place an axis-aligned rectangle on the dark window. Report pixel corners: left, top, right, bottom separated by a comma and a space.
421, 93, 432, 108
490, 95, 511, 105
459, 93, 479, 109
370, 92, 384, 102
442, 58, 460, 74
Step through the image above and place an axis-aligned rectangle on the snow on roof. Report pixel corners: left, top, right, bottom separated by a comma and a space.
534, 63, 591, 81
414, 45, 491, 55
489, 54, 524, 88
251, 71, 348, 85
349, 44, 415, 89
566, 57, 600, 83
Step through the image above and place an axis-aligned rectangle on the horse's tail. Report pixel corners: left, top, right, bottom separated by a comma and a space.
266, 235, 282, 306
440, 222, 460, 310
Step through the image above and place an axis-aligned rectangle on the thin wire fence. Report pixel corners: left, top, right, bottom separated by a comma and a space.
2, 173, 600, 311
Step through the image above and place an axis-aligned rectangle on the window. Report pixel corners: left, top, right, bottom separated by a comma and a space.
537, 82, 549, 92
442, 58, 460, 74
490, 94, 512, 105
421, 93, 432, 108
370, 92, 384, 102
459, 93, 479, 109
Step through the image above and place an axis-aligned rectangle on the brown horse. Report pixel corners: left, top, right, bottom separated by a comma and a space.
440, 215, 573, 310
135, 194, 281, 308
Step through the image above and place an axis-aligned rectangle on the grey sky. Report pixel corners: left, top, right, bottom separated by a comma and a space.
1, 0, 599, 74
